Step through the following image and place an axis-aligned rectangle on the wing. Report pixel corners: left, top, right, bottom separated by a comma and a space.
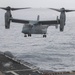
10, 18, 39, 24
10, 18, 60, 25
38, 20, 60, 25
10, 18, 29, 24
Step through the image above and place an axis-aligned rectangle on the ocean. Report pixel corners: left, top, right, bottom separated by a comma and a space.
0, 9, 75, 72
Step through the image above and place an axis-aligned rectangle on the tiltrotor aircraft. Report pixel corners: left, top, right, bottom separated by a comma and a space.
0, 6, 75, 37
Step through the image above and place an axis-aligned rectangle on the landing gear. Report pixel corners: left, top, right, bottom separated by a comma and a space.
24, 34, 27, 37
60, 26, 64, 32
28, 34, 31, 37
43, 34, 46, 38
24, 34, 31, 37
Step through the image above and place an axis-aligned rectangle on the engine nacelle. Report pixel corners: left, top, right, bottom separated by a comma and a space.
60, 21, 64, 31
5, 11, 11, 29
59, 17, 65, 31
59, 12, 66, 32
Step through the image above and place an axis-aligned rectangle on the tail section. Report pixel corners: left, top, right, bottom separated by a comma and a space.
37, 15, 40, 21
55, 16, 59, 29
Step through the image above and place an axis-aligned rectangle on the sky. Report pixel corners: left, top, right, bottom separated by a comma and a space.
0, 0, 75, 9
0, 0, 75, 23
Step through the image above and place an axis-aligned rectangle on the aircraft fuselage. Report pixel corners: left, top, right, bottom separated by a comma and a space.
22, 24, 48, 34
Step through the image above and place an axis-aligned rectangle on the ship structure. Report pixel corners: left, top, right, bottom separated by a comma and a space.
0, 51, 75, 75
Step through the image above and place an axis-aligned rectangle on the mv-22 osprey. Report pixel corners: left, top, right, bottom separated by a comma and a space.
0, 6, 75, 37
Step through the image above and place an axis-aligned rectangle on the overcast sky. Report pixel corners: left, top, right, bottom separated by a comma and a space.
0, 0, 75, 9
0, 0, 75, 22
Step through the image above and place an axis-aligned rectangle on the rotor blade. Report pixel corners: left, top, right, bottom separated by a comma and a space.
0, 7, 30, 11
49, 8, 60, 12
11, 7, 31, 11
0, 7, 8, 10
65, 10, 75, 12
50, 8, 75, 12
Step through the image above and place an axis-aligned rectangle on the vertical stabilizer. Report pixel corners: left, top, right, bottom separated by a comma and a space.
37, 15, 40, 21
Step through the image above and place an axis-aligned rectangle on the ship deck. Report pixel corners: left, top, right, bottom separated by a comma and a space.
0, 51, 75, 75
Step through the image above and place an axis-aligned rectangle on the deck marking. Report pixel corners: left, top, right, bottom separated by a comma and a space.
6, 68, 38, 72
6, 71, 19, 75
